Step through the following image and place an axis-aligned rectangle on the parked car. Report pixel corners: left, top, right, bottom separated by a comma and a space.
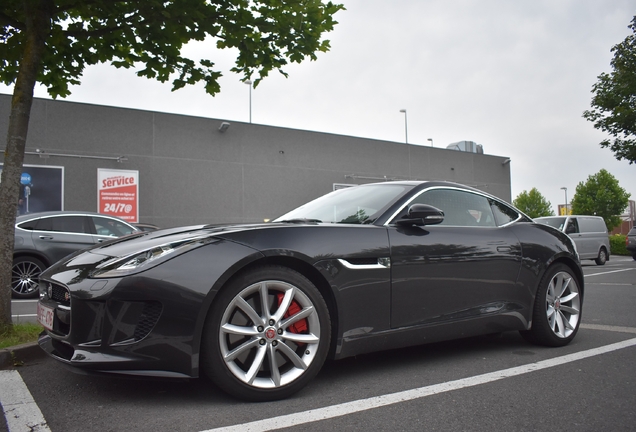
535, 215, 610, 265
37, 181, 583, 401
627, 227, 636, 260
12, 211, 139, 298
133, 223, 160, 232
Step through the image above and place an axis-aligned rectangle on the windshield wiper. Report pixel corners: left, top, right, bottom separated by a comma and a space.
277, 218, 322, 224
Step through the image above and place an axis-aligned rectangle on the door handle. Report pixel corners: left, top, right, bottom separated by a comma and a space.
497, 246, 512, 253
39, 236, 54, 240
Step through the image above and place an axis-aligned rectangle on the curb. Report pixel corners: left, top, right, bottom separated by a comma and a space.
0, 341, 44, 369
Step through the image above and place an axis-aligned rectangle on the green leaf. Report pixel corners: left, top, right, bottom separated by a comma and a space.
583, 15, 636, 164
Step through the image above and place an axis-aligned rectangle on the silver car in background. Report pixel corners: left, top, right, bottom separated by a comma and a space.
12, 211, 139, 298
535, 215, 610, 265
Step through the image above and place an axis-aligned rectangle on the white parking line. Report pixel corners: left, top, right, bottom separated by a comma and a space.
585, 268, 635, 277
0, 370, 50, 431
581, 323, 636, 334
202, 337, 636, 432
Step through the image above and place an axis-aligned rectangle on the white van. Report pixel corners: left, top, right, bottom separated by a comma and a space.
535, 215, 610, 265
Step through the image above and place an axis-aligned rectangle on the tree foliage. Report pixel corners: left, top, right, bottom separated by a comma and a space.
582, 16, 636, 164
513, 188, 554, 218
1, 0, 344, 97
570, 169, 631, 230
0, 0, 344, 330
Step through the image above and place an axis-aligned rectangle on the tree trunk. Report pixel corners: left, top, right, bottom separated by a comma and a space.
0, 0, 52, 331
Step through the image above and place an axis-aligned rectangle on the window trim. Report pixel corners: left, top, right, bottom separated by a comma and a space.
384, 186, 523, 228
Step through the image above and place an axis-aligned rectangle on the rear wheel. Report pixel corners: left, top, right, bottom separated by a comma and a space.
202, 266, 331, 401
521, 264, 582, 347
594, 247, 607, 265
11, 256, 45, 299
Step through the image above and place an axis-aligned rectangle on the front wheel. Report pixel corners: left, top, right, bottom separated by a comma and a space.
521, 264, 582, 347
202, 266, 331, 401
12, 256, 45, 299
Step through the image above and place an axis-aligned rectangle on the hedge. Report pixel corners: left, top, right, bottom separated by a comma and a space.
610, 234, 629, 256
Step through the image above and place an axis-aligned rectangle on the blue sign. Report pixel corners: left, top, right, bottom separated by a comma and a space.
20, 172, 32, 185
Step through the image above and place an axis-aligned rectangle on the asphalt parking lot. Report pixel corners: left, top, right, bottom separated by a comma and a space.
2, 256, 635, 432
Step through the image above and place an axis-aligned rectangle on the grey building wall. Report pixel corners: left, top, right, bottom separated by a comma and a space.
0, 94, 512, 228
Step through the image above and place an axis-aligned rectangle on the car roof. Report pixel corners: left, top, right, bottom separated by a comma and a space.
16, 211, 132, 223
537, 215, 603, 218
363, 180, 491, 193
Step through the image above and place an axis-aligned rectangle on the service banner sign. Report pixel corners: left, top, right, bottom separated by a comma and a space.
98, 168, 139, 222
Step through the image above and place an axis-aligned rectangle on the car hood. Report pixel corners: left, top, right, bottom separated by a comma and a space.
60, 222, 301, 266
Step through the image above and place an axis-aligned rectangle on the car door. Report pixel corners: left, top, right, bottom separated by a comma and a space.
32, 215, 95, 263
387, 187, 522, 329
564, 217, 592, 259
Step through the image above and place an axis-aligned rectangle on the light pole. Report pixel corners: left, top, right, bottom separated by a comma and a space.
245, 80, 252, 123
561, 187, 568, 215
399, 109, 408, 144
427, 138, 433, 147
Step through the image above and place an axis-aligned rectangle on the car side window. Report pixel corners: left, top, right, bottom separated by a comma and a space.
35, 216, 88, 233
490, 200, 520, 226
17, 220, 39, 230
408, 189, 496, 227
92, 217, 135, 237
565, 218, 579, 234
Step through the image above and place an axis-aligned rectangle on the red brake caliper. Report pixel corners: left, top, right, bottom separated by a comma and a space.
276, 292, 308, 346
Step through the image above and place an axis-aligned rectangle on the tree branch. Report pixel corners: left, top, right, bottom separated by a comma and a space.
0, 11, 25, 30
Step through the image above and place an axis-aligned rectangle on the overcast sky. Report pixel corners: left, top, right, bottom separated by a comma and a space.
2, 0, 635, 213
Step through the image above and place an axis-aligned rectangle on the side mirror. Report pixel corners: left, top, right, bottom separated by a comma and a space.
395, 204, 445, 226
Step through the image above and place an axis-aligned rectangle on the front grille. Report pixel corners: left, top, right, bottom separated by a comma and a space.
46, 282, 71, 306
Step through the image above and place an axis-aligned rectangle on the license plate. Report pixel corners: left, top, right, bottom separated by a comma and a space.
37, 303, 54, 331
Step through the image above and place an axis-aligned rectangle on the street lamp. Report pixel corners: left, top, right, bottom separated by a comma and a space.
399, 109, 408, 144
245, 80, 252, 123
427, 138, 433, 147
561, 187, 568, 215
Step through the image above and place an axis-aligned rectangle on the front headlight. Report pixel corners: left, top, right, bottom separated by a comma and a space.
90, 238, 209, 278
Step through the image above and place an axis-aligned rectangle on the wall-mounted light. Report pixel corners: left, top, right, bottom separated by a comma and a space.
219, 122, 230, 133
502, 158, 511, 165
34, 149, 49, 159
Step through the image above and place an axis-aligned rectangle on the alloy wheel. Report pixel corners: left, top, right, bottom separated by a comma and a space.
545, 270, 581, 338
219, 280, 321, 389
12, 259, 43, 297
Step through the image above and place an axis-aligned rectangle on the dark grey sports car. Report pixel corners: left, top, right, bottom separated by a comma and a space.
37, 181, 583, 401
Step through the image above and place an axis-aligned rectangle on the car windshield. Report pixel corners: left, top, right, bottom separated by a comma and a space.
536, 217, 566, 230
274, 184, 409, 224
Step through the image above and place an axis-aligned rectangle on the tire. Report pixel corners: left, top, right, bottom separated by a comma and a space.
11, 256, 45, 299
632, 253, 636, 261
202, 265, 331, 401
521, 264, 582, 347
594, 248, 607, 265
